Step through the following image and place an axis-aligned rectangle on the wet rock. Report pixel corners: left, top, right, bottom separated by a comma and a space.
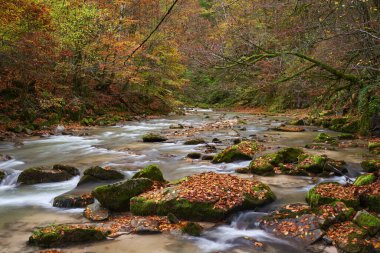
52, 164, 80, 176
353, 173, 377, 186
338, 133, 356, 140
181, 222, 203, 236
132, 164, 165, 182
167, 213, 180, 224
353, 210, 380, 236
212, 138, 222, 143
212, 141, 264, 163
0, 170, 5, 182
29, 224, 109, 248
131, 218, 161, 234
201, 155, 214, 160
130, 172, 275, 221
17, 167, 73, 185
287, 119, 305, 126
0, 154, 12, 161
92, 178, 153, 211
53, 193, 94, 208
313, 133, 336, 144
235, 167, 250, 174
183, 138, 205, 145
272, 126, 305, 132
77, 166, 124, 186
316, 202, 355, 229
142, 133, 167, 142
361, 159, 380, 173
187, 152, 201, 159
169, 124, 184, 129
84, 202, 110, 221
297, 154, 327, 174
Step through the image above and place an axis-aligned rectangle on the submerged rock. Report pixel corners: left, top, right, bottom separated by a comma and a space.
132, 164, 165, 182
212, 141, 264, 163
130, 172, 275, 221
17, 167, 73, 185
29, 224, 109, 248
0, 154, 12, 161
142, 133, 167, 142
187, 152, 202, 159
77, 166, 124, 186
84, 202, 110, 221
92, 178, 153, 211
184, 138, 205, 145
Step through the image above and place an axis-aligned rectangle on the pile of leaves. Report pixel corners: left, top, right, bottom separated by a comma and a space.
314, 183, 358, 200
139, 172, 270, 210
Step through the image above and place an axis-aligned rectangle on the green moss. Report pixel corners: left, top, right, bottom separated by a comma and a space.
83, 166, 124, 180
313, 133, 336, 144
142, 133, 167, 142
17, 167, 72, 185
249, 155, 275, 175
29, 225, 109, 248
132, 164, 165, 182
338, 133, 355, 140
184, 139, 206, 145
212, 141, 261, 163
92, 178, 153, 211
181, 222, 203, 236
353, 210, 380, 236
361, 159, 380, 173
287, 119, 304, 126
297, 155, 327, 174
361, 194, 380, 213
275, 147, 304, 163
52, 164, 79, 176
353, 174, 377, 186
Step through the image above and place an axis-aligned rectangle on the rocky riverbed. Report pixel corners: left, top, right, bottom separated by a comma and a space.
0, 108, 378, 253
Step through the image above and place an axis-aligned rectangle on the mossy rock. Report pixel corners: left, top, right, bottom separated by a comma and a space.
353, 174, 377, 186
53, 193, 94, 208
0, 170, 5, 182
92, 178, 153, 211
313, 133, 336, 144
297, 155, 327, 174
29, 225, 109, 248
142, 133, 167, 142
130, 173, 275, 221
78, 166, 124, 186
275, 147, 304, 163
17, 167, 73, 185
338, 133, 356, 140
187, 152, 202, 159
212, 141, 263, 163
181, 222, 203, 236
184, 139, 205, 145
260, 203, 312, 221
306, 182, 360, 209
361, 194, 380, 213
287, 119, 305, 126
368, 141, 380, 155
132, 164, 165, 182
53, 164, 80, 176
361, 159, 380, 173
249, 155, 275, 175
353, 210, 380, 236
317, 202, 355, 229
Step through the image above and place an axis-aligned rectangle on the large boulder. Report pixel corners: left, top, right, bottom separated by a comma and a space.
297, 154, 327, 174
212, 141, 264, 163
306, 182, 360, 209
353, 210, 380, 236
78, 166, 124, 186
142, 133, 167, 142
92, 178, 153, 211
361, 159, 380, 173
29, 224, 110, 248
132, 164, 165, 182
130, 172, 275, 221
17, 167, 73, 185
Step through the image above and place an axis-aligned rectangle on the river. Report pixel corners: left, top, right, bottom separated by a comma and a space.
0, 109, 368, 253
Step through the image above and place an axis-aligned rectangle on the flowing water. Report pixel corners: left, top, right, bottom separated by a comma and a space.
0, 109, 370, 253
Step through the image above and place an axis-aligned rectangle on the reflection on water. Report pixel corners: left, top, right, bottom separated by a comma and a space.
0, 109, 369, 253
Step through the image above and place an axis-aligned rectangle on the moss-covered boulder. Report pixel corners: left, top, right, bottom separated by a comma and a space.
0, 170, 5, 182
53, 193, 94, 208
132, 164, 165, 182
326, 222, 372, 253
29, 224, 109, 248
359, 180, 380, 213
313, 133, 336, 144
368, 140, 380, 155
184, 139, 205, 145
212, 141, 264, 163
92, 178, 153, 211
338, 133, 356, 140
52, 164, 80, 176
287, 119, 305, 126
130, 172, 275, 221
78, 166, 124, 186
297, 154, 327, 174
142, 133, 167, 142
181, 222, 203, 236
361, 159, 380, 173
249, 154, 276, 175
306, 182, 360, 209
17, 167, 73, 185
353, 210, 380, 236
353, 174, 377, 186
